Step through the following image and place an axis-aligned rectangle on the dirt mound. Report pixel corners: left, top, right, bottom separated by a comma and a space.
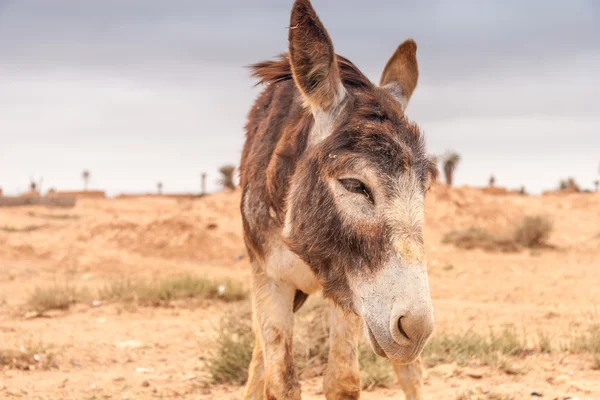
426, 184, 599, 249
1, 187, 598, 266
50, 190, 106, 199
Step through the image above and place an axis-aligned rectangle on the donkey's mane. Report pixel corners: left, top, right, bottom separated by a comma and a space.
250, 53, 372, 89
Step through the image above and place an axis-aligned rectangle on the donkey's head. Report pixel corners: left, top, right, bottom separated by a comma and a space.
283, 0, 437, 363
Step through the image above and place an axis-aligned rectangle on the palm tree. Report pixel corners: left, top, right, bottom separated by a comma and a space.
489, 175, 495, 187
157, 181, 163, 195
218, 165, 236, 190
82, 170, 90, 191
441, 152, 460, 186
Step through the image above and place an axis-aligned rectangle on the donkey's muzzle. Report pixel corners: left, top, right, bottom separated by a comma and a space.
354, 261, 434, 363
389, 305, 434, 356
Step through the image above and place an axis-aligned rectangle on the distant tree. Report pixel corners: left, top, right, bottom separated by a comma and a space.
29, 180, 37, 192
157, 181, 163, 195
558, 180, 567, 191
519, 185, 527, 195
558, 177, 580, 192
441, 152, 461, 186
82, 170, 90, 191
594, 180, 599, 192
201, 173, 207, 195
489, 175, 496, 187
218, 165, 236, 190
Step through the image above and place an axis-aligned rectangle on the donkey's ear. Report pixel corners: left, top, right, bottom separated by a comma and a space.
289, 0, 345, 110
379, 39, 419, 109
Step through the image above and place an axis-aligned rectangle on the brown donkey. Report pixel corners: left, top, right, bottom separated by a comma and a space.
240, 1, 437, 399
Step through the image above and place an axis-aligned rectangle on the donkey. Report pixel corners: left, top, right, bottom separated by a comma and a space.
239, 1, 437, 399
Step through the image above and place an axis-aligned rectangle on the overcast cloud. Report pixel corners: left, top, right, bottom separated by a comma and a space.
1, 0, 599, 195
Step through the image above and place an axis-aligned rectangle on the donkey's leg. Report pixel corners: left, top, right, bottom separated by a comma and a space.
242, 307, 266, 400
323, 303, 362, 400
392, 357, 424, 400
252, 271, 300, 400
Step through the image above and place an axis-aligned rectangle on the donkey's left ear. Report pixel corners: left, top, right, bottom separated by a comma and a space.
379, 39, 419, 109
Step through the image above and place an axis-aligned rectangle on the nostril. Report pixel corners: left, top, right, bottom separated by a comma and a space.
397, 316, 410, 340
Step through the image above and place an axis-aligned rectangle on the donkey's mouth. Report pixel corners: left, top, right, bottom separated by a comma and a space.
364, 322, 388, 358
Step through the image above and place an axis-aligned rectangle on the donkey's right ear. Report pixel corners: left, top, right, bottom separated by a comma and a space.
379, 39, 419, 109
288, 0, 345, 111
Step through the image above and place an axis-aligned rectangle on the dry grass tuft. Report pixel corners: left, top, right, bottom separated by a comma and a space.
537, 331, 553, 354
358, 343, 394, 390
423, 325, 527, 370
0, 340, 57, 370
443, 215, 553, 252
205, 307, 254, 385
99, 274, 247, 306
26, 284, 89, 313
442, 228, 519, 252
514, 215, 553, 248
564, 325, 600, 369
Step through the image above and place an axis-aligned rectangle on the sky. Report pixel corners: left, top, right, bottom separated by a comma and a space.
1, 0, 599, 195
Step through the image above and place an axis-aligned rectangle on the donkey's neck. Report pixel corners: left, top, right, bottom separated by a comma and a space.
264, 88, 313, 226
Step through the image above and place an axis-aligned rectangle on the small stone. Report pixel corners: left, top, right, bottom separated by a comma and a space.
552, 375, 569, 385
217, 285, 225, 295
464, 368, 484, 379
141, 381, 150, 387
428, 363, 457, 378
91, 300, 102, 307
117, 340, 143, 349
24, 311, 39, 319
136, 367, 154, 374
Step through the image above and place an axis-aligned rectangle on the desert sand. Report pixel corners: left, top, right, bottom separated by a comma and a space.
1, 185, 599, 399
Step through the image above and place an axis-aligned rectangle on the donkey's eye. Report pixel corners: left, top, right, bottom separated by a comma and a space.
338, 179, 374, 202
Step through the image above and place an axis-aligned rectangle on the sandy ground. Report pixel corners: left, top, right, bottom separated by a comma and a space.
1, 186, 599, 399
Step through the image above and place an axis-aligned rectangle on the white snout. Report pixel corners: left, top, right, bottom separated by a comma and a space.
354, 261, 434, 363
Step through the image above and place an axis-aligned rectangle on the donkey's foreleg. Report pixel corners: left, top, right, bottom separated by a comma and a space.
392, 357, 424, 400
242, 307, 266, 400
250, 272, 300, 400
323, 303, 361, 400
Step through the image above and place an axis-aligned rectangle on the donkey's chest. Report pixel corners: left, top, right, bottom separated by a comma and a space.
266, 241, 321, 294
